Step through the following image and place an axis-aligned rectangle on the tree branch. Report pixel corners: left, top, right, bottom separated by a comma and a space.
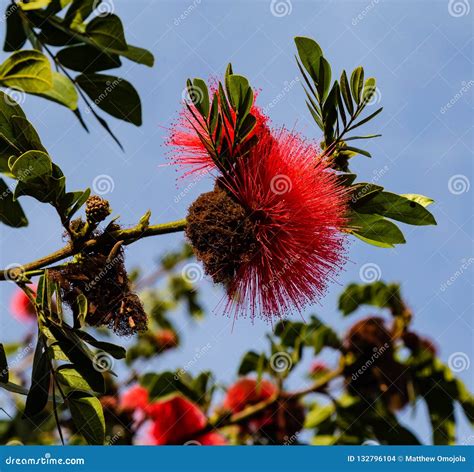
0, 219, 187, 281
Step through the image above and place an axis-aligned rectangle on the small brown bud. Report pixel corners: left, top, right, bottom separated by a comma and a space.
86, 196, 111, 224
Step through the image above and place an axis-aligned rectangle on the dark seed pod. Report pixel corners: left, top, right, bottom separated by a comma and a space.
86, 195, 111, 224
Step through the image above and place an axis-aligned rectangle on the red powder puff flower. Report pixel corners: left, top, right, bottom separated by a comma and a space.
155, 329, 178, 351
223, 378, 276, 413
183, 128, 349, 321
167, 86, 269, 177
146, 395, 226, 445
10, 287, 36, 322
120, 385, 149, 412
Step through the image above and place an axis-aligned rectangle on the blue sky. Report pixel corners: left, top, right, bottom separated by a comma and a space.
0, 0, 472, 444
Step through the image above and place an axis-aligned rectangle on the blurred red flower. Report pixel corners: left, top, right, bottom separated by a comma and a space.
120, 385, 149, 412
146, 395, 226, 445
10, 287, 36, 322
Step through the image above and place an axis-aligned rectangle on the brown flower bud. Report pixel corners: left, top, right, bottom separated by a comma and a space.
86, 195, 111, 224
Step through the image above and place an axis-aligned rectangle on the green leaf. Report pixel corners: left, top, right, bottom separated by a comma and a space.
339, 70, 353, 115
0, 344, 8, 383
356, 191, 436, 226
0, 50, 53, 93
362, 77, 376, 105
115, 45, 154, 67
11, 115, 47, 153
294, 36, 323, 84
65, 0, 96, 30
0, 178, 27, 227
349, 211, 406, 248
33, 72, 78, 110
86, 14, 127, 51
57, 44, 121, 73
0, 91, 27, 159
17, 0, 51, 11
56, 365, 92, 392
0, 381, 29, 395
318, 57, 332, 102
305, 403, 335, 428
3, 4, 27, 52
338, 281, 403, 316
68, 393, 105, 445
10, 150, 52, 182
238, 351, 267, 376
75, 330, 126, 359
190, 78, 209, 118
343, 145, 371, 158
60, 188, 91, 219
350, 183, 383, 207
48, 323, 105, 393
400, 194, 434, 207
226, 75, 250, 111
24, 335, 51, 419
141, 372, 200, 402
350, 66, 364, 104
76, 73, 142, 125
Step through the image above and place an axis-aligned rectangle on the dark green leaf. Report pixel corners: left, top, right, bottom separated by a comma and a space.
238, 351, 267, 376
75, 330, 126, 359
140, 372, 199, 402
294, 36, 323, 84
86, 14, 127, 51
318, 56, 331, 102
57, 44, 121, 73
356, 191, 437, 226
226, 75, 250, 111
68, 393, 105, 445
0, 178, 27, 227
24, 335, 51, 419
190, 78, 209, 118
0, 344, 8, 383
3, 5, 27, 52
349, 211, 406, 248
350, 66, 364, 104
340, 70, 353, 115
10, 150, 52, 182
